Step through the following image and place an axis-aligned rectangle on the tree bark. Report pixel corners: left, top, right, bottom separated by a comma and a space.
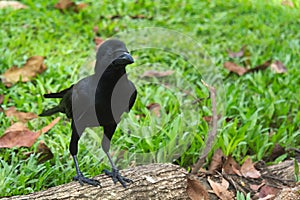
2, 161, 299, 200
2, 163, 190, 200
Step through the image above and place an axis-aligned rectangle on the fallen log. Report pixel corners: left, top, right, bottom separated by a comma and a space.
2, 163, 189, 200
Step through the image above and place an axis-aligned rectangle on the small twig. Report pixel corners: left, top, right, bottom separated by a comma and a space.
191, 79, 218, 174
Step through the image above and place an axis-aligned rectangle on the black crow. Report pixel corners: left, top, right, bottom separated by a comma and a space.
40, 39, 136, 188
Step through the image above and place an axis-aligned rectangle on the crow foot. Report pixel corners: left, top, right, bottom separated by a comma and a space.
104, 168, 133, 188
73, 172, 100, 186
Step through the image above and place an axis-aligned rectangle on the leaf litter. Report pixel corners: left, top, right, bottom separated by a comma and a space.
1, 56, 46, 87
0, 117, 60, 148
224, 45, 287, 76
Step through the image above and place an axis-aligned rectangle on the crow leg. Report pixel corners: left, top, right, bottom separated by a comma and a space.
102, 125, 133, 188
70, 121, 100, 186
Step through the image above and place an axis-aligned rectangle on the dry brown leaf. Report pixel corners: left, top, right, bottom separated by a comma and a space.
224, 60, 272, 76
93, 26, 99, 33
1, 56, 46, 87
0, 117, 60, 148
246, 59, 272, 74
202, 114, 223, 123
40, 117, 60, 134
250, 180, 265, 192
223, 61, 248, 76
208, 148, 224, 174
0, 1, 27, 9
202, 116, 213, 123
240, 157, 261, 179
37, 141, 54, 163
0, 122, 40, 148
270, 60, 287, 74
282, 0, 294, 7
259, 185, 280, 199
5, 107, 37, 122
223, 155, 242, 176
186, 175, 209, 200
74, 3, 88, 12
142, 70, 174, 78
54, 0, 75, 10
94, 37, 104, 50
54, 0, 87, 12
146, 103, 161, 117
227, 45, 246, 58
207, 177, 234, 200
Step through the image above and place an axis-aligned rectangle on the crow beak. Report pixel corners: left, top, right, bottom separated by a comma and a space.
113, 52, 134, 65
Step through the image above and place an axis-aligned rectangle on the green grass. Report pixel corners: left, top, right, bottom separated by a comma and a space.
0, 0, 299, 197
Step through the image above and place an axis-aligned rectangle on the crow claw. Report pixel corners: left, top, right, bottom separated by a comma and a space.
104, 168, 133, 188
73, 173, 101, 187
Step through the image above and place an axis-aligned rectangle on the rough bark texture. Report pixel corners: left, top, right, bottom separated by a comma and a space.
2, 163, 189, 200
2, 161, 299, 200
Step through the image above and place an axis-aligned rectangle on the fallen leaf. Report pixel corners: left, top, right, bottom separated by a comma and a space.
207, 177, 234, 200
186, 175, 209, 200
54, 0, 87, 12
1, 56, 46, 87
0, 1, 27, 9
142, 70, 174, 78
37, 141, 53, 163
223, 155, 242, 176
282, 0, 294, 7
54, 0, 75, 10
270, 60, 287, 74
5, 107, 38, 122
227, 45, 246, 58
146, 103, 161, 117
202, 114, 223, 123
250, 180, 265, 192
259, 185, 280, 199
73, 3, 88, 12
40, 117, 60, 134
259, 194, 276, 200
240, 157, 261, 179
208, 148, 224, 174
202, 116, 213, 123
0, 122, 40, 148
0, 117, 60, 148
246, 59, 272, 74
224, 60, 273, 76
93, 26, 99, 33
94, 37, 104, 50
223, 62, 248, 76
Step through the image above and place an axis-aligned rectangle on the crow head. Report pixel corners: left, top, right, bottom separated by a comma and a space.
95, 39, 134, 74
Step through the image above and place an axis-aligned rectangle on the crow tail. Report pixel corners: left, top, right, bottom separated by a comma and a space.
44, 93, 64, 98
39, 106, 61, 116
43, 85, 73, 98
